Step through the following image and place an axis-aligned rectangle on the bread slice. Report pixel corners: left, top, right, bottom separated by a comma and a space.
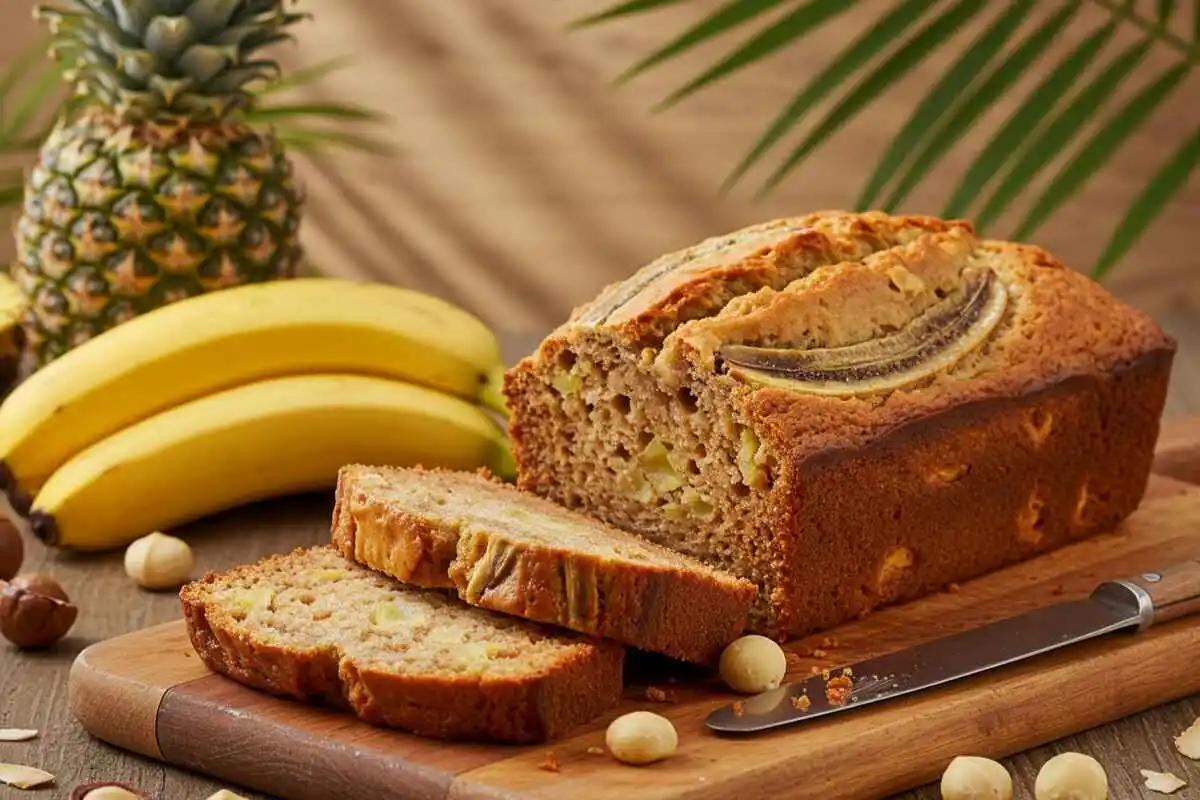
331, 465, 757, 664
180, 545, 625, 744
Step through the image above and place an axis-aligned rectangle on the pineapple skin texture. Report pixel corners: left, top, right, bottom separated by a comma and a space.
13, 110, 305, 368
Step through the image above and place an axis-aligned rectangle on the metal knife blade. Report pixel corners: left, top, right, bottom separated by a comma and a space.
706, 561, 1200, 734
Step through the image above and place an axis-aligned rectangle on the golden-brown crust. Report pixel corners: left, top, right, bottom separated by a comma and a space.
529, 211, 973, 356
179, 547, 625, 744
332, 466, 756, 664
755, 346, 1173, 637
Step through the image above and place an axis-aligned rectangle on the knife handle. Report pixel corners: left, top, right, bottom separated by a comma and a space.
1115, 559, 1200, 628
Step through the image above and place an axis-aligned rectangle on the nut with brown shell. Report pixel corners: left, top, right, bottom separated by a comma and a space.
0, 573, 78, 649
0, 518, 22, 581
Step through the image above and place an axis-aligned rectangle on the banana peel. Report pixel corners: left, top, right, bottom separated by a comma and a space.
480, 364, 510, 418
0, 273, 25, 398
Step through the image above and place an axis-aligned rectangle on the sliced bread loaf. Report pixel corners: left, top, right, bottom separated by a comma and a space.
331, 465, 758, 664
180, 545, 625, 744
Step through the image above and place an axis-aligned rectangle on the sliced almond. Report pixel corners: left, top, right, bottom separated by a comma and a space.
0, 730, 37, 742
1176, 716, 1200, 759
0, 762, 55, 789
1141, 769, 1187, 794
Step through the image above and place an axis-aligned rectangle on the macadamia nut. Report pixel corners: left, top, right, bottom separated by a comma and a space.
1035, 752, 1108, 800
719, 634, 787, 694
940, 755, 1013, 800
605, 711, 677, 765
124, 531, 194, 590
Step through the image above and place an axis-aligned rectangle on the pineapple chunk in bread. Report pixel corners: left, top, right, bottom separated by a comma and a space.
180, 546, 624, 744
332, 465, 757, 664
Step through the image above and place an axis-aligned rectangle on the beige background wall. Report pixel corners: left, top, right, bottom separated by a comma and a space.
1, 0, 1196, 334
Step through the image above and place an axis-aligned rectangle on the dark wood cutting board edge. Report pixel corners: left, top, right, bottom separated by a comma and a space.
66, 419, 1200, 800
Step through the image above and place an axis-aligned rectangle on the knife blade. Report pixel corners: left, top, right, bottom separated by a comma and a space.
706, 558, 1200, 734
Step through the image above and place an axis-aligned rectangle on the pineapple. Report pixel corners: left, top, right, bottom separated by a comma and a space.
13, 0, 307, 368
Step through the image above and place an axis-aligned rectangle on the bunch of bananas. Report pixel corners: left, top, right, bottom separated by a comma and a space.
0, 278, 514, 552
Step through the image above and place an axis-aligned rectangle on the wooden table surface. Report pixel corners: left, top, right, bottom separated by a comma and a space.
2, 318, 1199, 800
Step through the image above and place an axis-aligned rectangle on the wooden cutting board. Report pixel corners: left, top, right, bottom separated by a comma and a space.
67, 466, 1200, 800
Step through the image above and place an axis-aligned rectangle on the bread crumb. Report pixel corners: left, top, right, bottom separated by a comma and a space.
1175, 716, 1200, 759
1141, 769, 1187, 794
791, 694, 811, 710
538, 752, 560, 773
825, 675, 853, 707
586, 746, 605, 756
842, 667, 853, 678
645, 686, 676, 703
732, 701, 745, 716
821, 669, 831, 680
946, 582, 961, 594
811, 648, 828, 658
819, 636, 837, 648
809, 666, 822, 676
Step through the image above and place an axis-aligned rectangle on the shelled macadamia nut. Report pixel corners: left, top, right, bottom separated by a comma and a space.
124, 531, 194, 590
1034, 752, 1108, 800
940, 755, 1013, 800
719, 634, 788, 694
605, 711, 677, 766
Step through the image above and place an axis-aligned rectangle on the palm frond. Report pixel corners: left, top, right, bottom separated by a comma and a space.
722, 0, 940, 192
1011, 61, 1190, 240
610, 0, 789, 89
856, 0, 1036, 210
941, 18, 1118, 219
588, 0, 1198, 278
881, 1, 1081, 213
973, 37, 1154, 231
569, 0, 695, 29
759, 0, 989, 196
655, 0, 860, 111
1093, 131, 1199, 278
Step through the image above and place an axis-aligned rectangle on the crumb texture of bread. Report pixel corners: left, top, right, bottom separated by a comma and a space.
332, 465, 756, 664
504, 210, 1175, 637
179, 546, 625, 743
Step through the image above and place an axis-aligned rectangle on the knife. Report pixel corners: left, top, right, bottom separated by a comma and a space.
706, 558, 1200, 734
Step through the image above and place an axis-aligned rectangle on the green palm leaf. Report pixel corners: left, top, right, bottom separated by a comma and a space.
972, 36, 1154, 231
1011, 61, 1190, 240
941, 19, 1118, 219
1093, 131, 1199, 279
881, 1, 1081, 212
654, 0, 860, 111
856, 0, 1035, 210
759, 0, 989, 195
569, 0, 695, 29
608, 0, 788, 89
722, 0, 940, 192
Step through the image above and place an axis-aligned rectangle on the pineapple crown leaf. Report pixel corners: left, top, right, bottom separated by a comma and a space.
35, 0, 307, 123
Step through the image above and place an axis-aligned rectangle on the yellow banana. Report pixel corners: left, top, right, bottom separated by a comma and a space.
28, 373, 514, 551
0, 278, 503, 508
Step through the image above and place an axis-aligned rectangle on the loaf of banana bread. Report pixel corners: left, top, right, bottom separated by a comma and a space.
181, 546, 624, 743
504, 211, 1175, 637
